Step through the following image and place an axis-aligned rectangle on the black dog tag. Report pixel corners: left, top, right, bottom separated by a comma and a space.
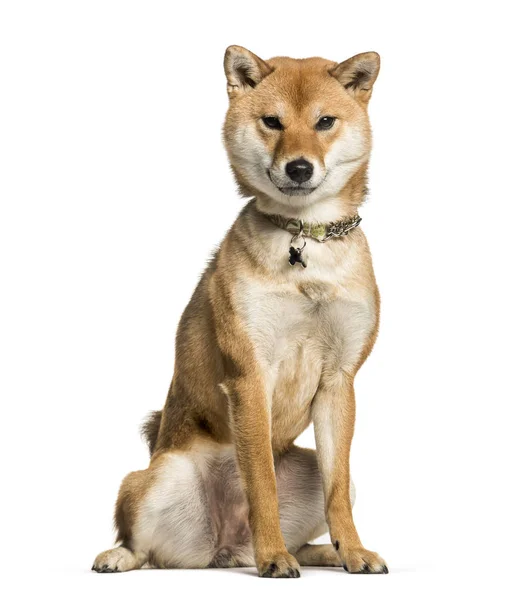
289, 245, 307, 268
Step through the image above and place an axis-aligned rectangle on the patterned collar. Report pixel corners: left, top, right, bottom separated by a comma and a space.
262, 212, 362, 243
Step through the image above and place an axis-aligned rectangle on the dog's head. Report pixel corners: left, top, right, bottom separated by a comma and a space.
223, 46, 380, 214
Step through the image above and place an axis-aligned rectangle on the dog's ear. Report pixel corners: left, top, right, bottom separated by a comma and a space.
224, 46, 273, 99
329, 52, 380, 103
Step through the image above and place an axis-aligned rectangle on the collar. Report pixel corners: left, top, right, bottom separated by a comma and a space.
261, 212, 362, 243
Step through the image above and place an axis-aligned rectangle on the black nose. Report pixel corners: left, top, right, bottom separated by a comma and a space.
285, 158, 314, 184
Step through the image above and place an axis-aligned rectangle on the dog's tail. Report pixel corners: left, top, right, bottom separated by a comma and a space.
140, 410, 162, 456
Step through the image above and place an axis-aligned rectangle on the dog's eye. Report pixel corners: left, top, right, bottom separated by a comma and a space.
316, 116, 336, 131
262, 116, 284, 130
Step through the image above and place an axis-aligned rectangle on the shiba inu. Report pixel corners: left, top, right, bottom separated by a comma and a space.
92, 45, 387, 578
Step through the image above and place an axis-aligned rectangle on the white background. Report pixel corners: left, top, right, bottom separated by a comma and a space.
1, 1, 524, 598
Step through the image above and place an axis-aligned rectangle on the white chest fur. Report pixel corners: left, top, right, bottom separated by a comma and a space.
235, 232, 377, 413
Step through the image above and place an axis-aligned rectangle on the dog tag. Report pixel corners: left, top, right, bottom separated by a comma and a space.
288, 221, 307, 268
289, 244, 307, 268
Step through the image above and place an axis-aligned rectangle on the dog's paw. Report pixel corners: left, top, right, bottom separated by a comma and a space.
258, 551, 301, 578
92, 547, 136, 573
336, 545, 388, 574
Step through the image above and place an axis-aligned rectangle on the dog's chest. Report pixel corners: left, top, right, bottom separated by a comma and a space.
236, 270, 376, 446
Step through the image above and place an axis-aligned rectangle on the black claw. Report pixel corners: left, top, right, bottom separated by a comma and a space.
358, 563, 371, 574
91, 565, 95, 571
334, 540, 340, 551
382, 565, 389, 574
343, 563, 349, 572
261, 561, 300, 579
98, 565, 118, 574
261, 562, 278, 577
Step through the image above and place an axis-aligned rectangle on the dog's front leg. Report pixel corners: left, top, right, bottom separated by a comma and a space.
313, 376, 388, 574
227, 375, 300, 578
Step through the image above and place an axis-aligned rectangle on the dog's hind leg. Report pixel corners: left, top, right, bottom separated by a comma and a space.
294, 544, 341, 566
92, 469, 152, 573
92, 546, 147, 573
92, 445, 232, 572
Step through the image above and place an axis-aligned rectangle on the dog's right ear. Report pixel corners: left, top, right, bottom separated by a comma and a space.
224, 46, 273, 99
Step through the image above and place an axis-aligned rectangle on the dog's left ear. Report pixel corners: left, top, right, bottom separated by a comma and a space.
224, 46, 273, 99
329, 52, 380, 103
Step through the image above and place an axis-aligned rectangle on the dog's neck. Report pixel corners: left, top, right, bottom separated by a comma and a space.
254, 162, 368, 224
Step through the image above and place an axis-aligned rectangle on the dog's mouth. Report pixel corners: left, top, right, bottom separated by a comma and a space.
277, 186, 318, 196
267, 171, 320, 197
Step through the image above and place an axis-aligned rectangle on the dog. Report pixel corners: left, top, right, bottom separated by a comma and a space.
92, 45, 387, 578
